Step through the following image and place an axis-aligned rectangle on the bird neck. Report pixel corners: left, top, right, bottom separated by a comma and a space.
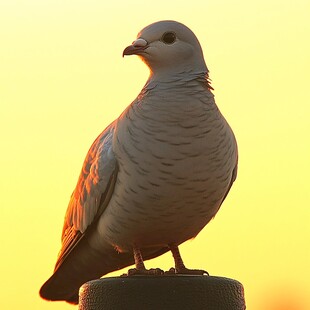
144, 70, 213, 92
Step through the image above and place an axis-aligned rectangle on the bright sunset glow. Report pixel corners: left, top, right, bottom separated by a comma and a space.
1, 1, 309, 309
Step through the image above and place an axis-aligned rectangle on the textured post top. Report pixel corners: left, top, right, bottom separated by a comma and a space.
79, 275, 246, 310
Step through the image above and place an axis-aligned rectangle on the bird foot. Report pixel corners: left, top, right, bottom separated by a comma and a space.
165, 267, 209, 276
121, 267, 165, 277
164, 267, 178, 275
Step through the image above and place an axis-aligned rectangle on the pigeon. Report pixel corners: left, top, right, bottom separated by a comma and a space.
40, 20, 238, 304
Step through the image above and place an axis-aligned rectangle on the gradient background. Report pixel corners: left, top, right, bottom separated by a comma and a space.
1, 0, 309, 309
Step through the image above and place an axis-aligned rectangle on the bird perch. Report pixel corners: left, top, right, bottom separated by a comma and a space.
79, 275, 246, 310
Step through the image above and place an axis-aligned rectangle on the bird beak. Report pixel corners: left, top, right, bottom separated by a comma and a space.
123, 38, 148, 57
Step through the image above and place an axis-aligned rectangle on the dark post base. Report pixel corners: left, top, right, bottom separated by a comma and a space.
79, 275, 246, 310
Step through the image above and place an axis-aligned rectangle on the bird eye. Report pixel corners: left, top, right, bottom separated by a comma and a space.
161, 32, 176, 44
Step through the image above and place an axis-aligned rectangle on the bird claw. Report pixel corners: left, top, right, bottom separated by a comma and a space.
165, 267, 209, 276
121, 267, 209, 277
121, 267, 165, 277
164, 267, 177, 275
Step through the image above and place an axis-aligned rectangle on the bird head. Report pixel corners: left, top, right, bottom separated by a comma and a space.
123, 20, 208, 79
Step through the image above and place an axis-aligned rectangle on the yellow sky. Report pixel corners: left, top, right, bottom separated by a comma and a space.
1, 0, 309, 309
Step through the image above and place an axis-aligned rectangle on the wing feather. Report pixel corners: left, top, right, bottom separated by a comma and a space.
55, 121, 118, 271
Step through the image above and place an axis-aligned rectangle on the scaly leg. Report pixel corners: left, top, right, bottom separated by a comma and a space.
168, 244, 209, 275
125, 246, 164, 276
133, 246, 146, 270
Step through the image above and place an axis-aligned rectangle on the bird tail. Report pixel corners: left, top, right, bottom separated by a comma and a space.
39, 234, 134, 304
40, 234, 169, 304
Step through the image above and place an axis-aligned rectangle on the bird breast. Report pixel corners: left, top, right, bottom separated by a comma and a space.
97, 87, 237, 251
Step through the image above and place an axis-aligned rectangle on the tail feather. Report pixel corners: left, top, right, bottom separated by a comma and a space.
40, 236, 133, 303
40, 233, 169, 304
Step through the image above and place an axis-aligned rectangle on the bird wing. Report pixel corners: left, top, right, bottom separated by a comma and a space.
54, 121, 118, 271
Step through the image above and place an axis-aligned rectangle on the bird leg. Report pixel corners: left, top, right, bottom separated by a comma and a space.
125, 246, 164, 276
167, 244, 209, 275
133, 246, 146, 270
